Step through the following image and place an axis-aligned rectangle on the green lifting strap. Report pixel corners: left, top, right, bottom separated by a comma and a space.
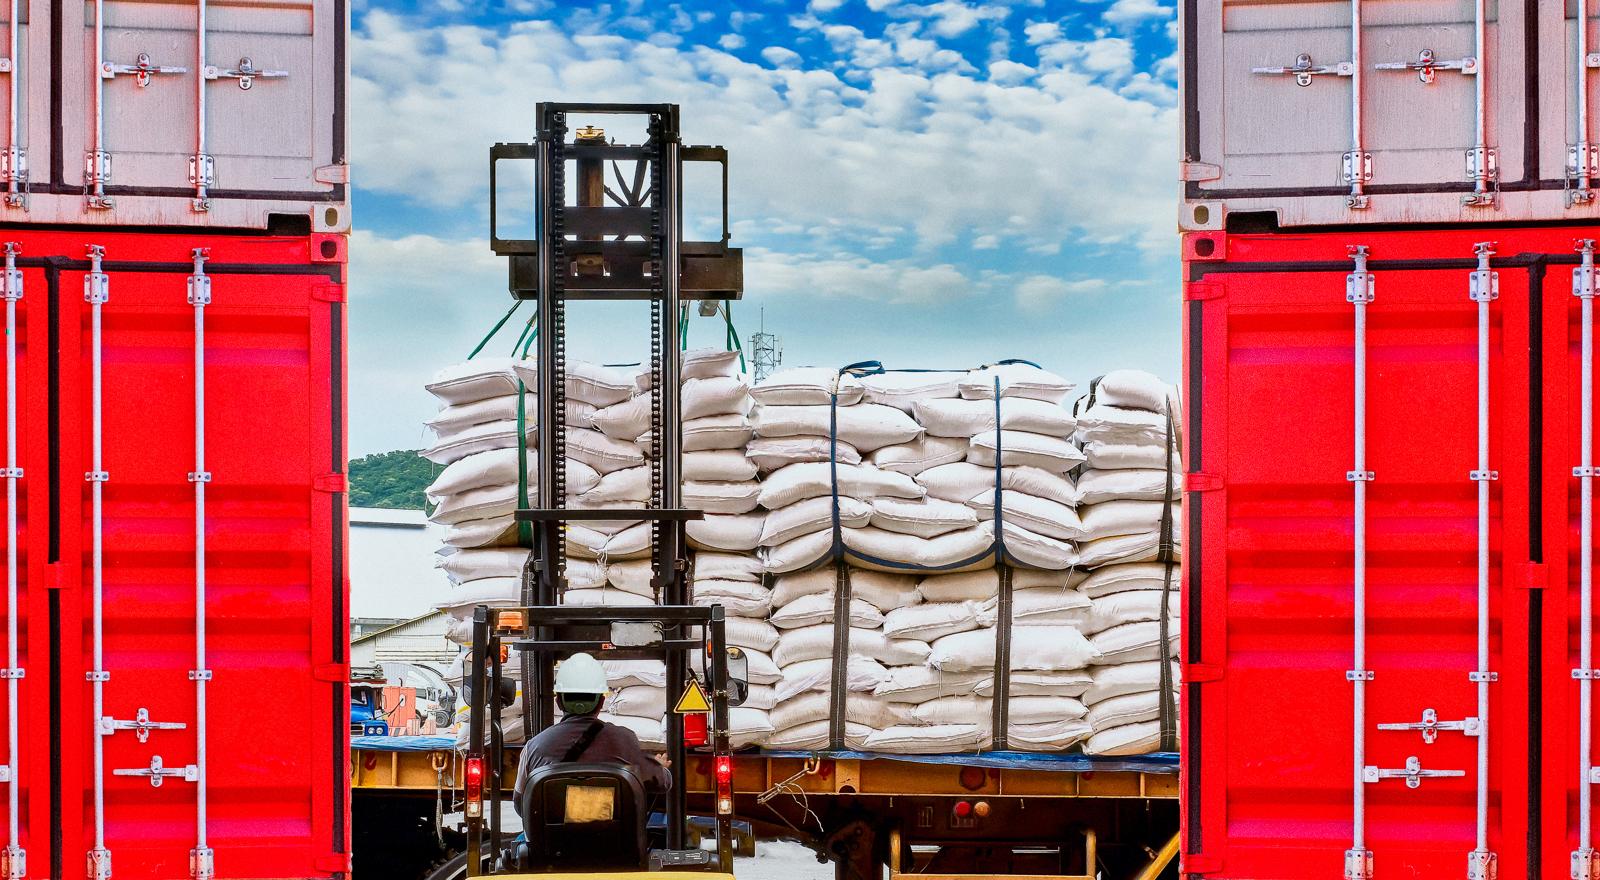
514, 322, 538, 548
467, 300, 523, 359
721, 301, 747, 373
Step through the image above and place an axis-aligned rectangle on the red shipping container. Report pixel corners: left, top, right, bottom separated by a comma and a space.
1181, 226, 1600, 879
0, 228, 347, 880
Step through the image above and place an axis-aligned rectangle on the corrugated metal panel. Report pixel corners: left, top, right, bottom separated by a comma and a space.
1180, 227, 1584, 878
1180, 0, 1600, 229
0, 0, 347, 231
4, 227, 348, 880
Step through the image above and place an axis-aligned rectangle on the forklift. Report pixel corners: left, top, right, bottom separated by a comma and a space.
459, 102, 747, 878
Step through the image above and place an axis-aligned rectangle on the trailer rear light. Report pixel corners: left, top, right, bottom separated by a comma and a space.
715, 755, 733, 815
464, 756, 484, 818
972, 800, 991, 818
953, 800, 972, 818
683, 711, 707, 747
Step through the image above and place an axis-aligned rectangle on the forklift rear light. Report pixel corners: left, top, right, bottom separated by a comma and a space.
715, 755, 733, 814
465, 756, 484, 818
495, 611, 524, 632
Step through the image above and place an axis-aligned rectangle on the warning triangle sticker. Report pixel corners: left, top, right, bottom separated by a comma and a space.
674, 678, 711, 714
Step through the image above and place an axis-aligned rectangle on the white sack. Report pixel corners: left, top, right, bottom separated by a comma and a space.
427, 394, 521, 435
759, 497, 872, 547
913, 397, 1077, 438
1089, 620, 1180, 665
928, 625, 1099, 672
1084, 590, 1180, 634
967, 490, 1084, 542
436, 547, 533, 584
1084, 662, 1181, 705
427, 359, 522, 405
682, 376, 752, 420
960, 364, 1074, 404
684, 480, 762, 515
683, 450, 759, 482
883, 602, 983, 641
968, 430, 1086, 473
868, 436, 969, 476
746, 436, 863, 473
686, 513, 766, 553
863, 724, 988, 754
858, 371, 962, 412
681, 348, 743, 380
873, 666, 986, 703
768, 568, 919, 612
770, 594, 884, 630
759, 462, 924, 509
870, 497, 979, 538
1074, 469, 1180, 505
422, 419, 528, 466
754, 404, 924, 452
751, 368, 864, 406
682, 415, 755, 451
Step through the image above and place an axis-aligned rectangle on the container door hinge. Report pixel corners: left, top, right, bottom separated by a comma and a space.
189, 848, 214, 880
98, 708, 187, 743
1186, 472, 1222, 492
88, 847, 111, 880
312, 853, 350, 874
1376, 707, 1481, 743
2, 844, 22, 880
313, 473, 347, 493
1363, 755, 1465, 788
313, 164, 349, 185
1185, 662, 1222, 683
1467, 850, 1497, 880
312, 283, 345, 303
1184, 282, 1223, 302
1344, 848, 1374, 879
1574, 847, 1600, 880
112, 755, 197, 787
313, 663, 349, 683
1180, 162, 1221, 182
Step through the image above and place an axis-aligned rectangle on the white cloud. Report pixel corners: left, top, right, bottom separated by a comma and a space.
1104, 0, 1174, 27
810, 0, 849, 10
1022, 21, 1060, 45
719, 33, 745, 50
761, 45, 803, 68
893, 2, 1011, 38
973, 234, 1000, 250
1014, 276, 1107, 312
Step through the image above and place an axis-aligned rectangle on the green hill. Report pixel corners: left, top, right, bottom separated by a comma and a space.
348, 450, 433, 510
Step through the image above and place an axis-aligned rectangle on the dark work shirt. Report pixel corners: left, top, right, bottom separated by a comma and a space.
513, 714, 671, 815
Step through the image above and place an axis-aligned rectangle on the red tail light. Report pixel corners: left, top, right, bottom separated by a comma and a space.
464, 756, 484, 818
715, 755, 733, 815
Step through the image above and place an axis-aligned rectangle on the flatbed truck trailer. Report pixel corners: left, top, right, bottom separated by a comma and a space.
349, 738, 1180, 880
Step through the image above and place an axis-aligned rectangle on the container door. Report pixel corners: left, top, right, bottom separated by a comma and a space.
1183, 233, 1534, 877
1185, 0, 1525, 198
44, 232, 347, 880
59, 0, 340, 205
2, 251, 49, 880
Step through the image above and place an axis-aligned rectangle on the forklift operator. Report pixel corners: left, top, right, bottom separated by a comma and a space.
512, 652, 671, 815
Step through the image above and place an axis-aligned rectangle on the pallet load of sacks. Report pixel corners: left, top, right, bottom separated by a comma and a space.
421, 352, 1179, 757
746, 364, 1180, 755
421, 349, 759, 746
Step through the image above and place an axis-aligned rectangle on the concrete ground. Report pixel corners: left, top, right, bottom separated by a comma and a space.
736, 839, 834, 880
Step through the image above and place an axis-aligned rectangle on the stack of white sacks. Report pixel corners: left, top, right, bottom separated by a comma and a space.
1072, 370, 1183, 756
750, 363, 1112, 753
423, 353, 1180, 757
424, 350, 756, 746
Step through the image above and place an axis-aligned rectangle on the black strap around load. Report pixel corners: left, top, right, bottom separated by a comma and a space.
989, 564, 1014, 750
563, 718, 607, 763
827, 561, 853, 751
1156, 403, 1179, 752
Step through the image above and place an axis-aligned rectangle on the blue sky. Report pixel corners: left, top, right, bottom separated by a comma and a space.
347, 0, 1180, 456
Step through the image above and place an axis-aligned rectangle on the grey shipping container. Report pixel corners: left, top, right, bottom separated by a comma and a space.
1181, 0, 1600, 230
0, 0, 347, 230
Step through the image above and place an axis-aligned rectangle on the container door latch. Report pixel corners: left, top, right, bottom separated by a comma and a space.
1362, 756, 1465, 789
1376, 708, 1480, 744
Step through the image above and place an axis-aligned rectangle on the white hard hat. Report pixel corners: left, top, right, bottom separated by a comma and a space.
553, 652, 609, 695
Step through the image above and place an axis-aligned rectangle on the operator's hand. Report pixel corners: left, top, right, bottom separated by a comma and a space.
653, 753, 671, 768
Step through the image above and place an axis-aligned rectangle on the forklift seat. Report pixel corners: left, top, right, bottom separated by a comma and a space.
516, 763, 649, 872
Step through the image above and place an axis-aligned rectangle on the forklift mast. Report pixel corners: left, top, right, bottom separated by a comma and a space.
464, 102, 744, 875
